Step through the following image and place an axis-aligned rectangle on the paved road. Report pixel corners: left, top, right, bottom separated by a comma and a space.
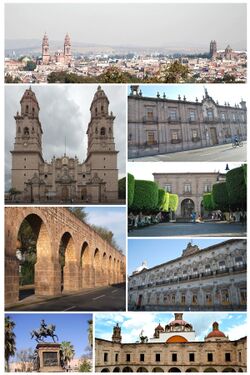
129, 142, 246, 162
128, 222, 246, 237
7, 284, 125, 312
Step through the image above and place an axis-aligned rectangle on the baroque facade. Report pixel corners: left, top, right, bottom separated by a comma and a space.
128, 240, 246, 311
209, 40, 247, 60
11, 86, 119, 203
153, 171, 225, 218
128, 86, 247, 158
42, 33, 72, 65
95, 313, 247, 372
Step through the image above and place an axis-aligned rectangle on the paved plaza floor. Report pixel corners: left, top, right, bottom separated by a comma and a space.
128, 221, 246, 237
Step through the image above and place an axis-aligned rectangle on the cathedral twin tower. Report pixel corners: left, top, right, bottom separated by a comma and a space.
42, 32, 72, 65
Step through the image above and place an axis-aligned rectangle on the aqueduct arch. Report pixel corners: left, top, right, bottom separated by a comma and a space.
5, 207, 125, 305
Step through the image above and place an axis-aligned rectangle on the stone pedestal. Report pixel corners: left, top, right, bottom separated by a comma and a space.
36, 343, 63, 372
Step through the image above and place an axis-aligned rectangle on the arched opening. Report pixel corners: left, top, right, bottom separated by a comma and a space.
61, 186, 69, 201
168, 368, 181, 373
59, 232, 78, 292
81, 187, 87, 201
102, 252, 108, 285
152, 368, 164, 373
113, 368, 121, 372
204, 369, 217, 373
186, 369, 198, 373
108, 256, 112, 285
122, 367, 133, 373
16, 214, 56, 301
80, 241, 92, 288
113, 258, 116, 285
24, 127, 29, 136
238, 369, 243, 372
181, 199, 195, 218
94, 249, 102, 286
137, 368, 148, 372
222, 369, 236, 373
101, 369, 110, 372
101, 127, 106, 136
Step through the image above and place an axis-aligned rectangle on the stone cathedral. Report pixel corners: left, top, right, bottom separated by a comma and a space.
11, 86, 119, 203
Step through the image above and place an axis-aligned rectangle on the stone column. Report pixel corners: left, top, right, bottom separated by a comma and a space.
5, 255, 19, 304
63, 261, 80, 292
35, 259, 61, 296
82, 264, 94, 288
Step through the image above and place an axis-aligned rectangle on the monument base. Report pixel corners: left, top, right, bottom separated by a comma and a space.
36, 343, 64, 372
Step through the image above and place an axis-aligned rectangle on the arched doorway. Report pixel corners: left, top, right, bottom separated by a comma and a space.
81, 187, 87, 201
137, 368, 148, 372
122, 368, 133, 373
80, 242, 92, 288
101, 369, 110, 372
186, 369, 198, 372
169, 368, 181, 373
102, 252, 108, 284
113, 368, 121, 372
204, 369, 217, 373
16, 214, 56, 300
181, 199, 195, 218
59, 232, 78, 292
61, 186, 69, 201
152, 368, 164, 373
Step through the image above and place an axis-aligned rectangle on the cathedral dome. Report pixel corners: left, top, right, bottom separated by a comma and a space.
205, 322, 227, 341
166, 313, 193, 331
155, 323, 164, 332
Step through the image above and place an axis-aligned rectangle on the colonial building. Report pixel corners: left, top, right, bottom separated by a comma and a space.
153, 171, 225, 218
128, 86, 246, 158
11, 86, 119, 203
209, 40, 247, 61
95, 313, 247, 372
128, 240, 246, 311
41, 32, 72, 65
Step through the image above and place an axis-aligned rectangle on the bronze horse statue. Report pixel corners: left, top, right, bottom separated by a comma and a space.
31, 323, 58, 343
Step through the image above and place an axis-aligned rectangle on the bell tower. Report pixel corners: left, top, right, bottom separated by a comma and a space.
42, 32, 50, 64
11, 87, 44, 194
112, 323, 122, 343
86, 86, 118, 202
64, 33, 72, 65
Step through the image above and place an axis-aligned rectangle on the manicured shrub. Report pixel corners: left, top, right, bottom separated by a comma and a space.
203, 193, 215, 211
128, 173, 135, 207
168, 194, 179, 212
226, 166, 246, 209
161, 192, 170, 212
212, 182, 229, 211
131, 180, 158, 212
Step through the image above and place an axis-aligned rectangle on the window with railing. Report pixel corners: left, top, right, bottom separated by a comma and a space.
221, 289, 229, 304
205, 265, 211, 274
207, 109, 213, 120
169, 109, 177, 120
165, 184, 172, 193
235, 256, 244, 268
219, 261, 226, 270
204, 184, 211, 192
184, 184, 191, 193
147, 132, 156, 145
189, 110, 196, 121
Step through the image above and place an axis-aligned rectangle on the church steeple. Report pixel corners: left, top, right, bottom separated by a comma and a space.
112, 323, 122, 343
64, 33, 72, 65
42, 32, 50, 64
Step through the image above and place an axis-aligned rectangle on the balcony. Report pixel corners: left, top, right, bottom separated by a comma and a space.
168, 116, 180, 123
143, 115, 158, 124
233, 264, 246, 272
203, 116, 219, 124
216, 267, 230, 275
189, 117, 198, 123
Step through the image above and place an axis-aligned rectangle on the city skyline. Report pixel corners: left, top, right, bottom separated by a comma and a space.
5, 3, 247, 51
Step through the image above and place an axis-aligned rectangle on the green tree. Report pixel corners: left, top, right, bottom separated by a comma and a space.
24, 61, 36, 71
157, 189, 166, 210
16, 348, 33, 372
60, 341, 75, 369
5, 316, 16, 372
118, 177, 126, 200
98, 66, 138, 83
203, 193, 216, 211
160, 61, 189, 83
168, 194, 179, 212
226, 166, 246, 209
68, 208, 88, 222
161, 192, 170, 212
128, 173, 135, 208
79, 359, 91, 372
18, 220, 37, 285
212, 182, 229, 211
131, 180, 159, 213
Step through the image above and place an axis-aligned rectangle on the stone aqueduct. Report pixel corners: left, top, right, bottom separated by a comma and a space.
5, 207, 126, 305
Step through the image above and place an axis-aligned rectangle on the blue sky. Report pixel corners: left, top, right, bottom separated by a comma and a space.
129, 84, 247, 105
128, 238, 229, 275
6, 313, 92, 361
95, 312, 247, 344
84, 207, 126, 253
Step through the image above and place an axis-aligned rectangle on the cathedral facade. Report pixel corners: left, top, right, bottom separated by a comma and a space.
10, 86, 119, 203
41, 33, 72, 65
128, 240, 246, 311
95, 313, 247, 372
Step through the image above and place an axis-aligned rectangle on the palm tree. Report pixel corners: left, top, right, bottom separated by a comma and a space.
60, 341, 75, 369
88, 319, 93, 348
5, 316, 16, 372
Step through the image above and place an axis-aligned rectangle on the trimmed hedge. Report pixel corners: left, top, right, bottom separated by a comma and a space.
128, 173, 135, 207
168, 194, 179, 212
157, 189, 165, 210
162, 192, 170, 212
118, 177, 126, 200
131, 180, 159, 212
212, 182, 229, 211
226, 166, 246, 208
203, 193, 215, 211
